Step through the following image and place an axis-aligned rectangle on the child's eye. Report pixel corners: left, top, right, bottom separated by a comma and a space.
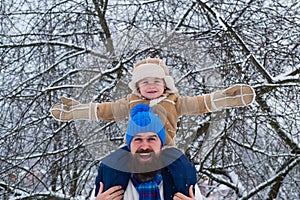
154, 79, 164, 84
139, 81, 148, 86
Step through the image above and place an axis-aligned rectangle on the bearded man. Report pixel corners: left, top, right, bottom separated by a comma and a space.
94, 104, 203, 200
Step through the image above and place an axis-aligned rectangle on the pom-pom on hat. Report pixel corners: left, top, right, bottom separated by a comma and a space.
126, 104, 166, 149
128, 58, 178, 95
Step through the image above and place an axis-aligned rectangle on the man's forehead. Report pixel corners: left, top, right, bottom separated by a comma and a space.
133, 132, 158, 138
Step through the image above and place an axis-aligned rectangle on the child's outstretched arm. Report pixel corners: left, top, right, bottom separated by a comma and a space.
50, 97, 99, 121
179, 84, 256, 115
203, 84, 256, 112
50, 97, 129, 122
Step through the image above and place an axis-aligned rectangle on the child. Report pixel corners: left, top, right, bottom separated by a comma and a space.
50, 58, 255, 145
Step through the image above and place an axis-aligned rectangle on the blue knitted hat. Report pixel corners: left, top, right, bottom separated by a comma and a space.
126, 104, 166, 148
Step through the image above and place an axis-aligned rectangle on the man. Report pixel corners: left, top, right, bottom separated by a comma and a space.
94, 104, 203, 200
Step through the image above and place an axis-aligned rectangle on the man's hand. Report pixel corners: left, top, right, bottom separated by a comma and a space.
95, 182, 124, 200
173, 185, 195, 200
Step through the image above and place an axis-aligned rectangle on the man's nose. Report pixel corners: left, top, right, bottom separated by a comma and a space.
139, 139, 150, 149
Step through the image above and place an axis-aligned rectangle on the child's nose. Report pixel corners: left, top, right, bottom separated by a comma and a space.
148, 82, 156, 87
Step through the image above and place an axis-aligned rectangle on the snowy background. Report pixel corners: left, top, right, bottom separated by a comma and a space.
0, 0, 299, 199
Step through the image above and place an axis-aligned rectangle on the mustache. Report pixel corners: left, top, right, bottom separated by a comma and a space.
101, 147, 184, 173
135, 149, 154, 154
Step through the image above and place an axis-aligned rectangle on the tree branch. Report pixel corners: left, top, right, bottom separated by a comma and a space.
196, 0, 274, 83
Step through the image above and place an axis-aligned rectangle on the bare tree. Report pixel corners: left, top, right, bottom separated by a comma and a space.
0, 0, 299, 199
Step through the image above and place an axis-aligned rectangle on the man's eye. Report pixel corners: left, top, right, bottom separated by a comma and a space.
148, 137, 157, 141
133, 138, 142, 142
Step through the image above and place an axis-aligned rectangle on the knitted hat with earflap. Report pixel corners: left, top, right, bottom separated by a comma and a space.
126, 104, 166, 149
128, 58, 178, 95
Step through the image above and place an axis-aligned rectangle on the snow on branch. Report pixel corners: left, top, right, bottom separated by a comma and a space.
0, 41, 108, 59
196, 0, 274, 83
239, 157, 300, 200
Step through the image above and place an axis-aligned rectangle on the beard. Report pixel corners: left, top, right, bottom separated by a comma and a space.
130, 149, 164, 176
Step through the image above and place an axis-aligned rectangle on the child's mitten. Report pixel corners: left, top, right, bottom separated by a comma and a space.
50, 97, 98, 121
204, 84, 255, 112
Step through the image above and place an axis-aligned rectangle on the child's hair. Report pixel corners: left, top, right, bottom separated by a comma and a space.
128, 58, 178, 95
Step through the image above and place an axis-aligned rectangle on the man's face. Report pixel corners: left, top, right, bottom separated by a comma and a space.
130, 132, 162, 173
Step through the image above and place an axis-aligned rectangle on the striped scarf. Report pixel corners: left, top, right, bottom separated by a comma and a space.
131, 173, 162, 200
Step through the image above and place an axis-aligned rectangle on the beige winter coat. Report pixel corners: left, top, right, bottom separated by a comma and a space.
95, 93, 211, 146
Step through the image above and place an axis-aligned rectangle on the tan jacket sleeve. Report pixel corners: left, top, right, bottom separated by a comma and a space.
177, 95, 210, 116
96, 96, 130, 121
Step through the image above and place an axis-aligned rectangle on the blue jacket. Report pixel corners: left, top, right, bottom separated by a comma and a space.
95, 146, 197, 199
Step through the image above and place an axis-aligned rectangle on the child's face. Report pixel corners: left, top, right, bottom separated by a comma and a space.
137, 77, 165, 100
